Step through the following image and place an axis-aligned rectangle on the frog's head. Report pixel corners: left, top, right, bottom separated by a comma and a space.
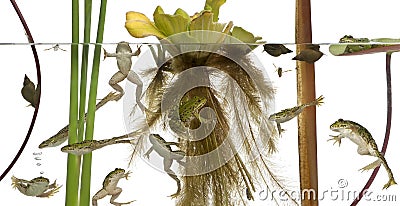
112, 168, 126, 175
339, 35, 355, 43
330, 119, 352, 131
32, 177, 50, 184
268, 112, 286, 121
192, 96, 207, 109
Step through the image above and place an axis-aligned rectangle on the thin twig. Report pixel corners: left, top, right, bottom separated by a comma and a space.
0, 0, 41, 182
350, 52, 392, 205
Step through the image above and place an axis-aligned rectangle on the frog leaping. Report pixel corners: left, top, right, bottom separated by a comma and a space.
329, 119, 397, 189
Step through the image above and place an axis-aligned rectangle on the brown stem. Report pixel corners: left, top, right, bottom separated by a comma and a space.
0, 0, 41, 182
295, 0, 318, 205
350, 52, 392, 205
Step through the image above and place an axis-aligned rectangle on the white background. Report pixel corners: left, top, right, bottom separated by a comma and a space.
0, 0, 400, 205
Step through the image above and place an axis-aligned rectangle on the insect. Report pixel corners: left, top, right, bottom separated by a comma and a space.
44, 44, 66, 51
11, 176, 61, 197
329, 119, 397, 189
272, 63, 292, 78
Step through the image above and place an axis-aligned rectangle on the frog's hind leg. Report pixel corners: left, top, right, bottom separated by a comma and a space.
163, 158, 181, 198
92, 189, 108, 206
359, 159, 381, 172
36, 184, 61, 198
109, 71, 127, 101
109, 187, 134, 206
373, 151, 397, 189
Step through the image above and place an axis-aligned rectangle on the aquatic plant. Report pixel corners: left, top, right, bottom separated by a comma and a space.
124, 1, 297, 205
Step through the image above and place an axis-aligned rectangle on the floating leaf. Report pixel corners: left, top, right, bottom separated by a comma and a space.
125, 11, 166, 39
230, 26, 263, 50
204, 0, 226, 21
21, 74, 39, 108
263, 44, 292, 57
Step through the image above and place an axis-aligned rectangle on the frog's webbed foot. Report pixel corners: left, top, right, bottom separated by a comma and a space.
328, 135, 342, 146
112, 200, 135, 206
166, 173, 181, 199
36, 185, 62, 198
359, 159, 381, 172
383, 178, 397, 189
124, 171, 132, 180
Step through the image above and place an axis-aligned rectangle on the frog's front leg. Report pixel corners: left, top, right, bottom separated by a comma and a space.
328, 134, 344, 146
92, 189, 108, 206
276, 123, 285, 136
143, 146, 154, 159
163, 158, 181, 198
109, 187, 134, 206
109, 71, 128, 101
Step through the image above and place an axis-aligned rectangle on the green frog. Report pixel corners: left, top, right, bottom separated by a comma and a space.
92, 168, 134, 206
11, 175, 61, 197
329, 119, 397, 189
61, 134, 132, 155
167, 96, 207, 134
144, 134, 185, 198
339, 35, 374, 53
269, 95, 324, 135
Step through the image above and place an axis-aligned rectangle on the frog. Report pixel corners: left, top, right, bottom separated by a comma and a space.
103, 41, 147, 114
38, 92, 120, 149
329, 119, 397, 189
167, 95, 207, 135
61, 134, 132, 155
269, 95, 324, 135
92, 168, 134, 206
11, 175, 61, 197
338, 35, 374, 53
144, 134, 186, 198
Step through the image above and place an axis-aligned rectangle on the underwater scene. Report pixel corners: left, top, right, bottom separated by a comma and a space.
1, 0, 400, 206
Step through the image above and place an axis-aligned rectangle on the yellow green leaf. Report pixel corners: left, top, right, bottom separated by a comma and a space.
231, 26, 262, 44
174, 8, 190, 21
204, 0, 226, 21
189, 11, 226, 32
153, 6, 190, 37
125, 11, 166, 39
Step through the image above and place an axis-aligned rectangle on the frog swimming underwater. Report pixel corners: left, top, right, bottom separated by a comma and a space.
329, 118, 397, 189
11, 176, 61, 198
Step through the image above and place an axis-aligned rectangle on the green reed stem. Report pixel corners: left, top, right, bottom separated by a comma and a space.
65, 0, 80, 205
79, 0, 107, 205
77, 0, 92, 143
78, 0, 92, 205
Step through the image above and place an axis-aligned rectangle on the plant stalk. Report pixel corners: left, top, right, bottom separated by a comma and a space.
350, 52, 392, 205
65, 0, 81, 205
79, 0, 108, 205
295, 0, 318, 205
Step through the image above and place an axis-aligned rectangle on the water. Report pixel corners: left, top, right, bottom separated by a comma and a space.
1, 42, 400, 206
